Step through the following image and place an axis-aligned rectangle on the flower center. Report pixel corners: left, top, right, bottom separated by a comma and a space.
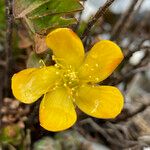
63, 68, 79, 89
52, 55, 79, 91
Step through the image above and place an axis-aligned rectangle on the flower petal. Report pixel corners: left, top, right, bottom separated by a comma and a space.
46, 28, 84, 69
79, 40, 124, 83
11, 67, 61, 104
75, 84, 124, 119
39, 87, 77, 131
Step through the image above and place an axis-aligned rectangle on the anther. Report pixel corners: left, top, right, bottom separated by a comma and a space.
56, 71, 59, 75
64, 83, 67, 87
70, 91, 73, 95
95, 64, 99, 67
54, 64, 59, 67
91, 68, 94, 71
52, 87, 56, 90
95, 77, 99, 81
85, 64, 88, 67
89, 76, 92, 78
71, 88, 75, 91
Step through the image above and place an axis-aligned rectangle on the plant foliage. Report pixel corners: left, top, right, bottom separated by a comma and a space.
14, 0, 83, 34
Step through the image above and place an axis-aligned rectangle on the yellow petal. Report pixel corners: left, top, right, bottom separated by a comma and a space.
46, 28, 84, 69
11, 67, 61, 104
79, 40, 124, 83
75, 84, 124, 119
39, 87, 77, 131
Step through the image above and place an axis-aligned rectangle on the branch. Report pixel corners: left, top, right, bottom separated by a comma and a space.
79, 118, 137, 147
124, 38, 148, 62
0, 60, 6, 67
111, 0, 140, 40
113, 64, 150, 85
4, 0, 13, 96
120, 0, 144, 36
81, 0, 115, 40
114, 101, 150, 123
0, 72, 4, 127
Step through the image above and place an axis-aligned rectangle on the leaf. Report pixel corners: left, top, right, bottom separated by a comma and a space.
31, 14, 77, 34
14, 0, 83, 34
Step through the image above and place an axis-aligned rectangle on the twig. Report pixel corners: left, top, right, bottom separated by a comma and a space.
120, 0, 144, 36
133, 11, 150, 34
113, 64, 150, 85
80, 118, 137, 147
81, 0, 115, 40
125, 11, 150, 47
124, 38, 148, 62
4, 0, 13, 96
114, 101, 150, 123
80, 118, 121, 146
115, 40, 150, 85
0, 60, 6, 67
0, 71, 4, 127
111, 0, 140, 40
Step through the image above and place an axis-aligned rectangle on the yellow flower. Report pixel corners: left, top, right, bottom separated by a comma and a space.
11, 28, 124, 132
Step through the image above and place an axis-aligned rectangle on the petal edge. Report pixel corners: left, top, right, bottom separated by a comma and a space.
75, 84, 124, 119
11, 67, 60, 104
40, 87, 77, 131
79, 40, 124, 83
46, 28, 85, 69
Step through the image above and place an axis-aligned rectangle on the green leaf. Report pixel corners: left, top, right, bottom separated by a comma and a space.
31, 15, 77, 34
27, 0, 83, 19
14, 0, 83, 34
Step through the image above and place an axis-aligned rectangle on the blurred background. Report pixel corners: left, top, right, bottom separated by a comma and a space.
0, 0, 150, 149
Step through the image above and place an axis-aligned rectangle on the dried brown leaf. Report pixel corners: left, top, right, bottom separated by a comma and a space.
34, 34, 48, 53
